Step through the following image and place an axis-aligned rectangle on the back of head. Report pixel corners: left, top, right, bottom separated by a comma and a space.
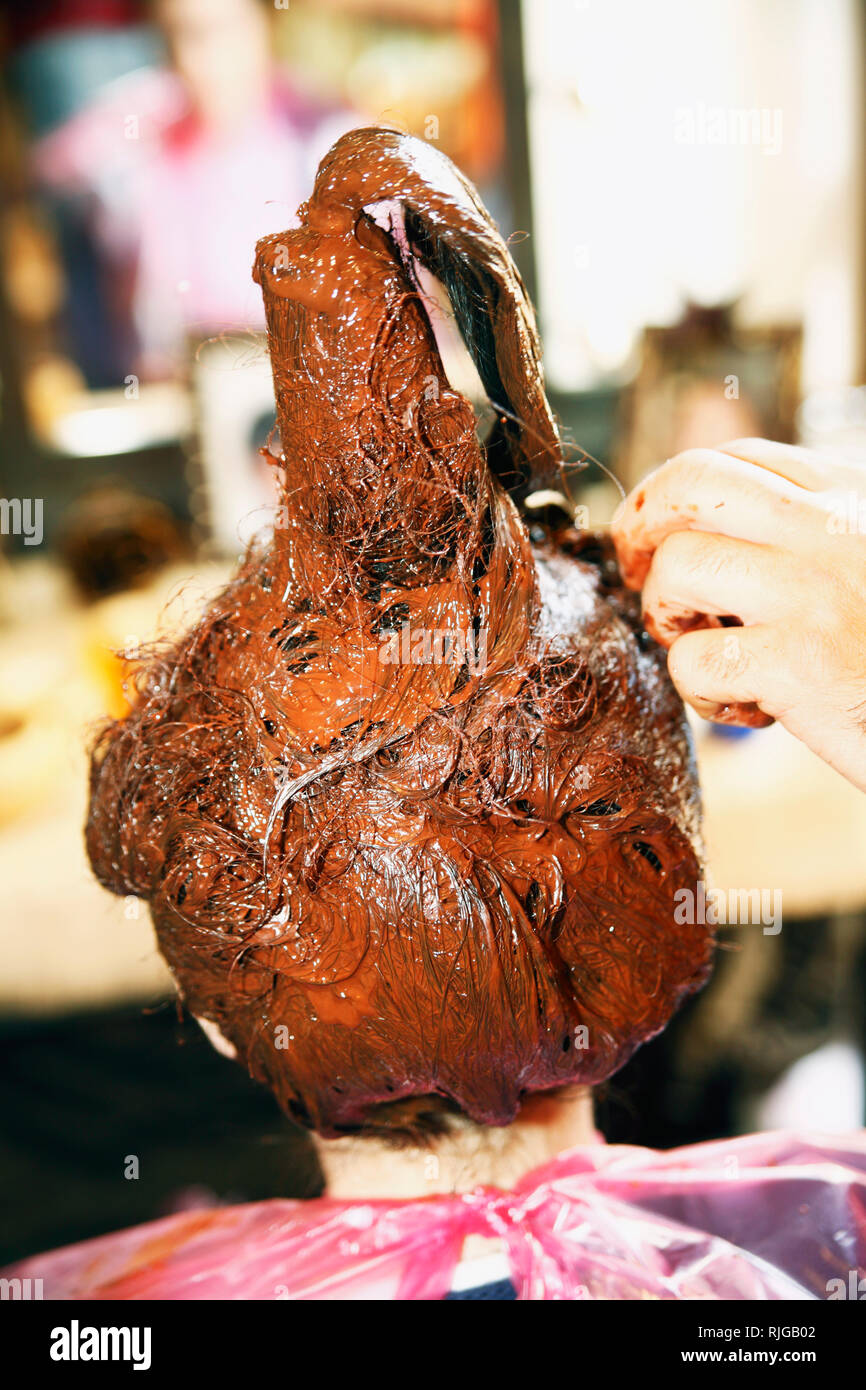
86, 127, 713, 1137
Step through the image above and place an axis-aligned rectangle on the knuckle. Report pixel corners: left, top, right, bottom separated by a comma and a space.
653, 529, 724, 590
670, 630, 749, 687
664, 446, 719, 477
713, 632, 751, 680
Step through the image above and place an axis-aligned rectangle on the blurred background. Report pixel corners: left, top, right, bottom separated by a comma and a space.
2, 0, 866, 1264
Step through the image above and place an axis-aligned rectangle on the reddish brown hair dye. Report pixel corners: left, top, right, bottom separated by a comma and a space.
86, 128, 712, 1135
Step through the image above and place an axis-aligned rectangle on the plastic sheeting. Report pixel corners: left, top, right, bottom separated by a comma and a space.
6, 1130, 866, 1300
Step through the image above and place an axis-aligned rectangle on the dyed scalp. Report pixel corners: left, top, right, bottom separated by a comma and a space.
86, 128, 713, 1135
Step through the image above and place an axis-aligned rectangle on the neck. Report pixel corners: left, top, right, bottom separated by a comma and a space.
315, 1087, 597, 1200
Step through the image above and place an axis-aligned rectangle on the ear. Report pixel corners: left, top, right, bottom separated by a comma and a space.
309, 127, 562, 499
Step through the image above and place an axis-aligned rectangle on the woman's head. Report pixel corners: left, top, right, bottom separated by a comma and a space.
86, 128, 713, 1137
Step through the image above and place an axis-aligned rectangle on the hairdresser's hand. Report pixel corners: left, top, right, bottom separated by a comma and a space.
611, 438, 866, 792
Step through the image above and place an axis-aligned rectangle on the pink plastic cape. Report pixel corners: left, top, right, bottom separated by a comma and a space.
7, 1131, 866, 1300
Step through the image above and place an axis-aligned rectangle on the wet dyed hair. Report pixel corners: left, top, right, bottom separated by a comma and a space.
86, 128, 713, 1138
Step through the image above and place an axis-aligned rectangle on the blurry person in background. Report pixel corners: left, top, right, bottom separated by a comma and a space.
24, 0, 360, 382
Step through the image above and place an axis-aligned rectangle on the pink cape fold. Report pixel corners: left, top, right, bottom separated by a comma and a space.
7, 1131, 866, 1300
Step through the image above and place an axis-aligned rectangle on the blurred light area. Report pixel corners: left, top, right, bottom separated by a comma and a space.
344, 30, 486, 114
5, 22, 162, 137
44, 383, 192, 457
523, 0, 862, 393
798, 384, 866, 461
273, 0, 505, 187
756, 1041, 866, 1132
